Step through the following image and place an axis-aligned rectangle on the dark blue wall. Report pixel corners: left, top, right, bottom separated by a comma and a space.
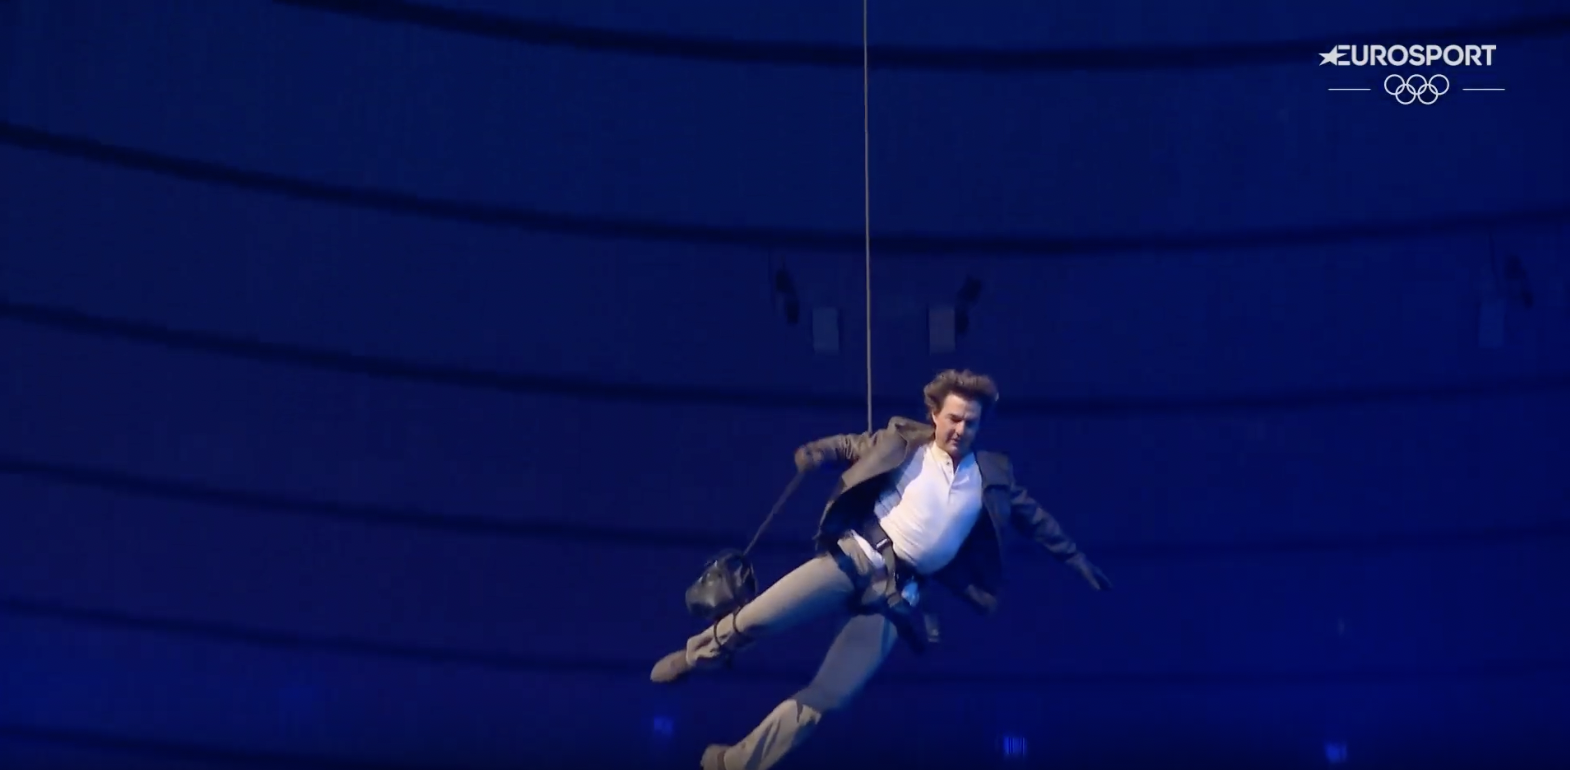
3, 2, 1569, 769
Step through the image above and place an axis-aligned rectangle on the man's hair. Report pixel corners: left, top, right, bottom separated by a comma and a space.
922, 369, 1000, 416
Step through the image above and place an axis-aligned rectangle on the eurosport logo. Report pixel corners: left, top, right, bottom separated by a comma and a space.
1320, 44, 1496, 68
1319, 44, 1504, 103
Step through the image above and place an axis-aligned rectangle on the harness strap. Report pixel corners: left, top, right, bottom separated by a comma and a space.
851, 517, 939, 653
709, 611, 755, 668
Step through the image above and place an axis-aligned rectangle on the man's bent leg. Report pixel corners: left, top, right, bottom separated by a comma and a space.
684, 541, 871, 669
713, 612, 899, 770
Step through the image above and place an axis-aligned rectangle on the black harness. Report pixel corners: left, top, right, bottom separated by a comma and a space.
852, 517, 941, 653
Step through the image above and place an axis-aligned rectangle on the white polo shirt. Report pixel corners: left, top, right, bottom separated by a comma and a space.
852, 441, 984, 576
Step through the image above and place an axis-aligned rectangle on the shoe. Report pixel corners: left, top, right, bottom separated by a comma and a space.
650, 649, 693, 684
700, 744, 730, 770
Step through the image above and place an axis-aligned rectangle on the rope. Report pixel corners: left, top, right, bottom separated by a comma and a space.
741, 470, 806, 556
862, 0, 873, 434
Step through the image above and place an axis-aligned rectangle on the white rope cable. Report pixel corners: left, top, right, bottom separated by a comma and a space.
862, 0, 873, 434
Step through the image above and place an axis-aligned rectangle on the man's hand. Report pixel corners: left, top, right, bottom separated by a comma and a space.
793, 445, 826, 473
1066, 553, 1112, 591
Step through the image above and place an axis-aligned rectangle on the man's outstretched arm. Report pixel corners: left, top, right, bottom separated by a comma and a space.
1004, 460, 1113, 591
793, 431, 875, 472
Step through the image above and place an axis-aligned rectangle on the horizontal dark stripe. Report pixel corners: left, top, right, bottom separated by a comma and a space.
0, 453, 759, 553
0, 298, 870, 414
6, 121, 1570, 258
3, 454, 1566, 559
0, 722, 430, 770
272, 0, 1570, 73
6, 299, 1570, 417
6, 596, 1568, 688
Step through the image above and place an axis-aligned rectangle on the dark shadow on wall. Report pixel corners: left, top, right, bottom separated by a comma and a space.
2, 453, 1566, 559
271, 0, 1570, 73
3, 298, 1570, 417
4, 121, 1570, 259
0, 722, 432, 770
6, 594, 1568, 685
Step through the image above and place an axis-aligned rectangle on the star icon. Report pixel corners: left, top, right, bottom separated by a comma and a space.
1319, 48, 1344, 65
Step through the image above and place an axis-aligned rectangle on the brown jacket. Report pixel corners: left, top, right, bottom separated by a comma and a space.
802, 416, 1086, 615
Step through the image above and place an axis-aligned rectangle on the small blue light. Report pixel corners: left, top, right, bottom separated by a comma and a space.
1001, 734, 1028, 759
1324, 742, 1348, 764
652, 716, 675, 738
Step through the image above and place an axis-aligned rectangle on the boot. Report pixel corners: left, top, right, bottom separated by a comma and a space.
649, 649, 693, 684
700, 744, 730, 770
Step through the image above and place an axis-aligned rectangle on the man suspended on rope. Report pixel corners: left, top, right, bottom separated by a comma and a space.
649, 369, 1114, 770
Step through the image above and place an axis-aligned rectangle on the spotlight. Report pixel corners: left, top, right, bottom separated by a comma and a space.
1324, 742, 1348, 764
773, 268, 800, 325
957, 276, 982, 305
929, 276, 984, 352
1000, 734, 1028, 760
1502, 255, 1533, 308
954, 276, 982, 337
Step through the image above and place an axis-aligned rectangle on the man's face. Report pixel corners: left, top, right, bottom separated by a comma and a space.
931, 393, 983, 458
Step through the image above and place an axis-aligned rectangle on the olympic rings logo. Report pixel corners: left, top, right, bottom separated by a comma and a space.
1383, 73, 1450, 104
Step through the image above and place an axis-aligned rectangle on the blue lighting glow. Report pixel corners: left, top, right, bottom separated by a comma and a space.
1324, 741, 1348, 764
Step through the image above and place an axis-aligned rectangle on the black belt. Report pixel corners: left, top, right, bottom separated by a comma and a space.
852, 517, 940, 653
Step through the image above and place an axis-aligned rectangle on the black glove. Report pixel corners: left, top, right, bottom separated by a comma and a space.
793, 445, 825, 473
1066, 553, 1112, 591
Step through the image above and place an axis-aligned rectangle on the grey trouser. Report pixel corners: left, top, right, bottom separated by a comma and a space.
682, 532, 901, 770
